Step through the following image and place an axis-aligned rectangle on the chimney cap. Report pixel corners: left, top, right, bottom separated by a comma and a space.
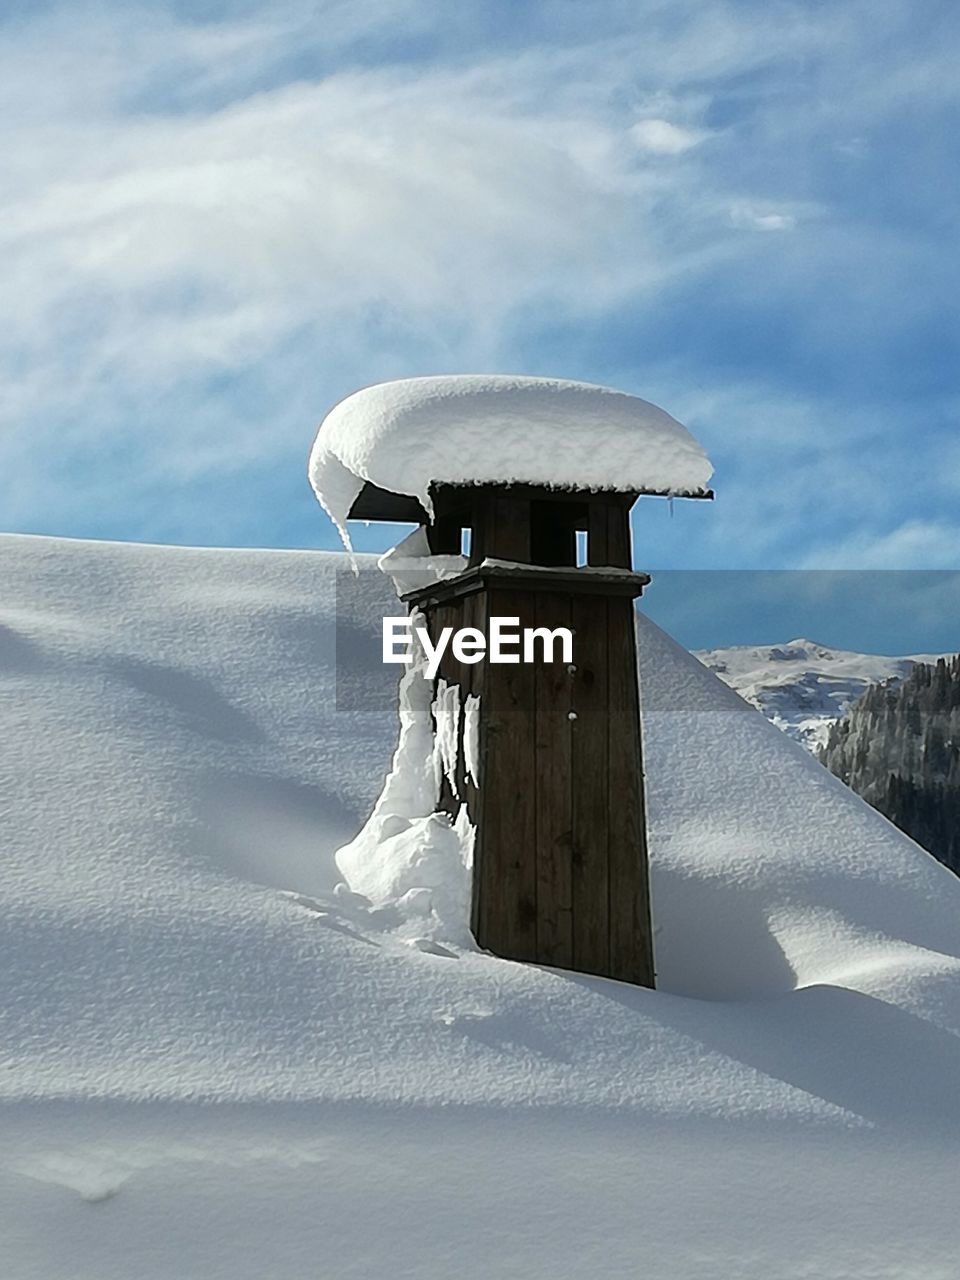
308, 374, 713, 545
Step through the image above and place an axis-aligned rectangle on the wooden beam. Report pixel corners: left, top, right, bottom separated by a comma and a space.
403, 562, 650, 609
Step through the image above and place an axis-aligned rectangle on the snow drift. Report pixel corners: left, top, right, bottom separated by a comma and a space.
4, 533, 960, 1279
4, 531, 960, 1092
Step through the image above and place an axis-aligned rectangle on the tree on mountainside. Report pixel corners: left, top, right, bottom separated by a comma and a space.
818, 655, 960, 875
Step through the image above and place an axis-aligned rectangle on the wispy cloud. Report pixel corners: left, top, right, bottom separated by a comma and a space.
801, 521, 960, 571
1, 0, 958, 571
729, 203, 798, 232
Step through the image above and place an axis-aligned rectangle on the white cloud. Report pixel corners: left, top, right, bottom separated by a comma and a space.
630, 118, 707, 154
1, 0, 958, 554
729, 203, 797, 232
0, 0, 881, 412
0, 17, 744, 456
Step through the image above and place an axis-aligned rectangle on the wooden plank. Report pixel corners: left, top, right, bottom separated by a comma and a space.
606, 504, 632, 569
403, 564, 649, 610
493, 496, 532, 561
587, 499, 633, 569
472, 493, 531, 564
473, 586, 538, 962
533, 592, 573, 967
468, 591, 488, 944
444, 598, 469, 817
468, 494, 488, 565
587, 500, 610, 567
607, 599, 655, 987
570, 593, 610, 977
426, 514, 462, 555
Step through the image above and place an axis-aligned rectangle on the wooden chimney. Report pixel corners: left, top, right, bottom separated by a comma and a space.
348, 477, 710, 987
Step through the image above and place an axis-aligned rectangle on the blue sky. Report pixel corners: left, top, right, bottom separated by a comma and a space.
3, 0, 959, 650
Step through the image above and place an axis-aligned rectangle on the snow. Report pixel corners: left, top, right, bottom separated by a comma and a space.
695, 637, 943, 749
4, 533, 960, 1278
376, 524, 468, 597
309, 374, 713, 545
333, 623, 474, 944
431, 677, 461, 800
463, 692, 481, 788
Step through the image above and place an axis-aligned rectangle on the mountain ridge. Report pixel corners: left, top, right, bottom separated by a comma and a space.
694, 637, 944, 750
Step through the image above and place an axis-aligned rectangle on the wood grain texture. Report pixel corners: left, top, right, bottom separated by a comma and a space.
533, 592, 574, 967
473, 586, 538, 961
570, 593, 610, 977
412, 548, 653, 987
587, 500, 632, 569
607, 599, 655, 986
470, 493, 532, 564
606, 504, 632, 570
587, 501, 610, 567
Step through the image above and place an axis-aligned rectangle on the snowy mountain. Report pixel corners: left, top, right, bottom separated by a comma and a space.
693, 637, 943, 750
4, 534, 960, 1278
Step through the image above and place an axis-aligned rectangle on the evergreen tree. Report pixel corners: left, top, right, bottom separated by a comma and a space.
818, 654, 960, 876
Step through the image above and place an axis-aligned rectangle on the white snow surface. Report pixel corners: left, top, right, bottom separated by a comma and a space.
695, 637, 943, 750
4, 534, 960, 1279
308, 374, 713, 543
376, 524, 468, 597
333, 618, 475, 942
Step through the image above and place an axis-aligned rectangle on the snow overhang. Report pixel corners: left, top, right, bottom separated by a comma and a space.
308, 374, 714, 548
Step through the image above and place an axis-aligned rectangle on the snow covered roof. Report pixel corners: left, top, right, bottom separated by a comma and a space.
6, 533, 960, 1276
308, 374, 713, 542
